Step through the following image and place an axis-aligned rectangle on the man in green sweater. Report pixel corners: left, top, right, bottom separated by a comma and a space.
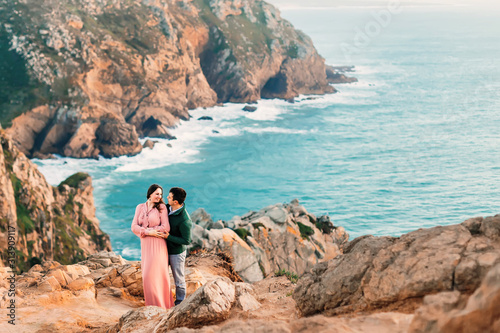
165, 187, 192, 305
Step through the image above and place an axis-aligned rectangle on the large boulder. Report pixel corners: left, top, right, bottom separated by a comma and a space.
409, 262, 500, 333
109, 306, 168, 333
94, 118, 143, 158
191, 208, 214, 229
190, 227, 264, 283
157, 277, 236, 331
294, 215, 500, 316
111, 276, 260, 332
234, 282, 261, 312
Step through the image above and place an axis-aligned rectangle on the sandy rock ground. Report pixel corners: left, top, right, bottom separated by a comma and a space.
1, 252, 413, 333
13, 289, 141, 333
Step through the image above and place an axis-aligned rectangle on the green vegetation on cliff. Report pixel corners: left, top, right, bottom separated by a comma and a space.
10, 173, 36, 235
0, 0, 163, 126
297, 221, 315, 240
54, 215, 86, 265
59, 172, 89, 189
195, 0, 276, 58
234, 228, 249, 241
275, 269, 299, 284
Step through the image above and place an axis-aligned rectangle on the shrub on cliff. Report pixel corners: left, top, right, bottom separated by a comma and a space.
58, 172, 89, 189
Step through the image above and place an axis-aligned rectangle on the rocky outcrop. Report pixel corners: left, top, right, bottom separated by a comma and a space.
0, 253, 141, 332
0, 130, 111, 272
158, 277, 237, 330
1, 0, 340, 158
111, 277, 261, 332
109, 269, 413, 333
409, 262, 500, 333
190, 199, 348, 283
325, 65, 358, 84
293, 215, 500, 316
156, 314, 413, 333
4, 214, 498, 332
95, 262, 144, 297
0, 247, 413, 333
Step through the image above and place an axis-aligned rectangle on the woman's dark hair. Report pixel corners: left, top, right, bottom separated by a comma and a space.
169, 187, 187, 205
147, 184, 165, 211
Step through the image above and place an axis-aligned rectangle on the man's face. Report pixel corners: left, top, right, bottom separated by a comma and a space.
167, 192, 176, 206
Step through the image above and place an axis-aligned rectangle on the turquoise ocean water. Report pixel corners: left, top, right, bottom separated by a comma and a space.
35, 2, 500, 260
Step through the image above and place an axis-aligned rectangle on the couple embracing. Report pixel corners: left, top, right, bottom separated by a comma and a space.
131, 185, 192, 309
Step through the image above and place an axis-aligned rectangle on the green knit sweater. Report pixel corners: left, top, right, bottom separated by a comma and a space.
166, 204, 192, 255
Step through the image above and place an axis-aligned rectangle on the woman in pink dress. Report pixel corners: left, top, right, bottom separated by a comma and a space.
131, 184, 174, 309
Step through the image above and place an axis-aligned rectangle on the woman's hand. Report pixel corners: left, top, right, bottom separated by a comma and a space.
147, 230, 164, 238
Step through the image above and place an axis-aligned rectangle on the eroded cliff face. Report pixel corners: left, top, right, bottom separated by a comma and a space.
0, 0, 337, 158
0, 130, 111, 272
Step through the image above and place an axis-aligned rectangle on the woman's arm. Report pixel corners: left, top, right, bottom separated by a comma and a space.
131, 204, 148, 237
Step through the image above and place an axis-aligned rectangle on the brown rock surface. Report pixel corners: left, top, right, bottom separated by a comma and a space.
293, 215, 500, 316
62, 122, 100, 159
409, 262, 500, 333
108, 306, 168, 333
0, 258, 142, 332
158, 277, 236, 331
0, 248, 435, 333
94, 118, 143, 158
95, 262, 144, 297
177, 313, 413, 333
325, 65, 358, 84
67, 276, 95, 291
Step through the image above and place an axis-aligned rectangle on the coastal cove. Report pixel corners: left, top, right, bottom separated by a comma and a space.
35, 3, 500, 261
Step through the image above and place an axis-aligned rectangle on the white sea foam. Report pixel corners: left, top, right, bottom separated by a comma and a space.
244, 104, 288, 121
34, 80, 377, 184
33, 155, 114, 186
350, 65, 382, 76
34, 86, 380, 186
243, 127, 315, 134
121, 247, 141, 259
35, 92, 364, 183
291, 89, 378, 109
34, 99, 297, 179
114, 138, 202, 173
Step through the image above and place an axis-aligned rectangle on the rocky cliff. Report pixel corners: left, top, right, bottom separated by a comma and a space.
0, 0, 343, 159
190, 199, 349, 283
293, 214, 500, 317
0, 129, 111, 272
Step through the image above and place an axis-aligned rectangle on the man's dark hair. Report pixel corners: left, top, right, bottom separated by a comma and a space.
169, 187, 187, 205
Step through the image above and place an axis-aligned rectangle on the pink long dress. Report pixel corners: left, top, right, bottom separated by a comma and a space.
131, 202, 174, 309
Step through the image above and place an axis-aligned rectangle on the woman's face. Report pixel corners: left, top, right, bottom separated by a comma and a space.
149, 188, 163, 203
